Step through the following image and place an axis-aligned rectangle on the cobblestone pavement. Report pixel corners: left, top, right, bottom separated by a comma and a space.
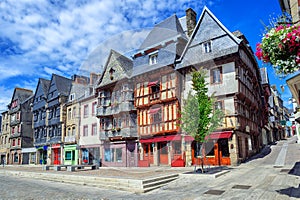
1, 136, 300, 199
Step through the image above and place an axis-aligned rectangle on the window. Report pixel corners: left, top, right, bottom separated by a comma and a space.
72, 127, 76, 136
84, 105, 89, 118
68, 108, 72, 120
83, 125, 88, 137
104, 148, 112, 162
149, 53, 158, 65
214, 101, 223, 111
69, 93, 75, 101
92, 123, 97, 136
72, 107, 76, 119
65, 151, 74, 161
116, 148, 122, 162
17, 138, 20, 146
56, 107, 60, 117
12, 139, 15, 146
203, 41, 212, 53
100, 118, 105, 130
211, 67, 222, 84
92, 102, 97, 116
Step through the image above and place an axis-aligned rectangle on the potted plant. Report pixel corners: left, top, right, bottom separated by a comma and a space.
256, 22, 300, 75
116, 127, 121, 132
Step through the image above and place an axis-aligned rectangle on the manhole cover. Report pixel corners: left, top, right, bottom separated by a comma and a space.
203, 189, 225, 195
232, 185, 251, 189
280, 169, 291, 173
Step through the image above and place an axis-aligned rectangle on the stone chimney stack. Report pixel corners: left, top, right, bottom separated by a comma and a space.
186, 8, 197, 37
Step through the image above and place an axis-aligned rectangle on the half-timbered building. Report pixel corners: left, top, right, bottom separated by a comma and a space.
132, 14, 188, 167
176, 7, 264, 166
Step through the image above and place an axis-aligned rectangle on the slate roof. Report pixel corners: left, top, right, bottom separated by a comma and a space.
69, 83, 89, 102
176, 6, 242, 69
11, 88, 33, 103
97, 49, 133, 88
52, 74, 72, 96
139, 14, 188, 51
132, 42, 178, 77
40, 78, 51, 96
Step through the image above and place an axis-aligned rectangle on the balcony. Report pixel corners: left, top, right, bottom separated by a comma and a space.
10, 119, 20, 126
100, 127, 138, 140
97, 107, 112, 116
64, 135, 76, 143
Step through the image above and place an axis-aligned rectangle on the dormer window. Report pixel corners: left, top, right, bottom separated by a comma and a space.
69, 93, 75, 101
149, 53, 158, 65
203, 41, 212, 53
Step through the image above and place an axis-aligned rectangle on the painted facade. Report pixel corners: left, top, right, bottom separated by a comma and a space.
64, 75, 91, 165
32, 78, 51, 164
0, 111, 10, 164
131, 14, 188, 167
96, 50, 138, 167
45, 74, 72, 165
176, 7, 265, 166
78, 74, 102, 166
8, 88, 33, 164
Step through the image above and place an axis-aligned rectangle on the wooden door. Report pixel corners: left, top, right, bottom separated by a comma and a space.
53, 149, 61, 165
143, 144, 153, 164
158, 142, 168, 165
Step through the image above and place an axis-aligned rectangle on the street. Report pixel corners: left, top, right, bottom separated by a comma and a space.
1, 136, 300, 199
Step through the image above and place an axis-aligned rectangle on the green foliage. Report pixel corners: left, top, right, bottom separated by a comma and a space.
180, 68, 224, 143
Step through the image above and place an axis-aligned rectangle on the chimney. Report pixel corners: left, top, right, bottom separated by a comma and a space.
90, 72, 100, 85
186, 8, 197, 37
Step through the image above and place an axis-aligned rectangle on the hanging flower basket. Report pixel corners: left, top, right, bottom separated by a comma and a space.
256, 23, 300, 75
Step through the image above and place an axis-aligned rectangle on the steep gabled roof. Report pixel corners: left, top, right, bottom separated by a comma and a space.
11, 87, 33, 104
139, 14, 188, 51
176, 6, 241, 68
51, 74, 72, 96
97, 49, 133, 87
40, 78, 51, 95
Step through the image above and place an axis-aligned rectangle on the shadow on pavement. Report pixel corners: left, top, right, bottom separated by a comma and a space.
243, 144, 273, 163
277, 184, 300, 198
288, 162, 300, 176
184, 165, 232, 175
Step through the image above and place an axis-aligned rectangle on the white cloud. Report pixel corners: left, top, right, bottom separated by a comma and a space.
0, 0, 215, 112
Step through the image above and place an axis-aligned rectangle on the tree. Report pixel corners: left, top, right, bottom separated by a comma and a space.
180, 68, 224, 172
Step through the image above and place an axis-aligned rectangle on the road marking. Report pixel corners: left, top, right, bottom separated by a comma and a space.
274, 142, 288, 167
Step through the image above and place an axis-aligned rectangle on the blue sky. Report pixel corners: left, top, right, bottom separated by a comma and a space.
0, 0, 293, 112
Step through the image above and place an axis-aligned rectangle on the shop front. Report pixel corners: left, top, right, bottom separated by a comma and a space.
139, 135, 184, 167
102, 141, 137, 167
81, 145, 100, 166
36, 146, 48, 164
64, 144, 78, 165
51, 144, 61, 165
190, 131, 232, 166
21, 147, 36, 164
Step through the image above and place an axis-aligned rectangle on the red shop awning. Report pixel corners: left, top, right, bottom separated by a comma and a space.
140, 135, 181, 143
148, 81, 159, 87
205, 131, 233, 140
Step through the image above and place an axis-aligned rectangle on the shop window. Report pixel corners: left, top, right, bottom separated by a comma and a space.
104, 148, 112, 162
65, 151, 75, 161
218, 139, 229, 157
116, 148, 122, 162
14, 153, 18, 163
173, 141, 181, 154
82, 149, 89, 164
205, 141, 215, 156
